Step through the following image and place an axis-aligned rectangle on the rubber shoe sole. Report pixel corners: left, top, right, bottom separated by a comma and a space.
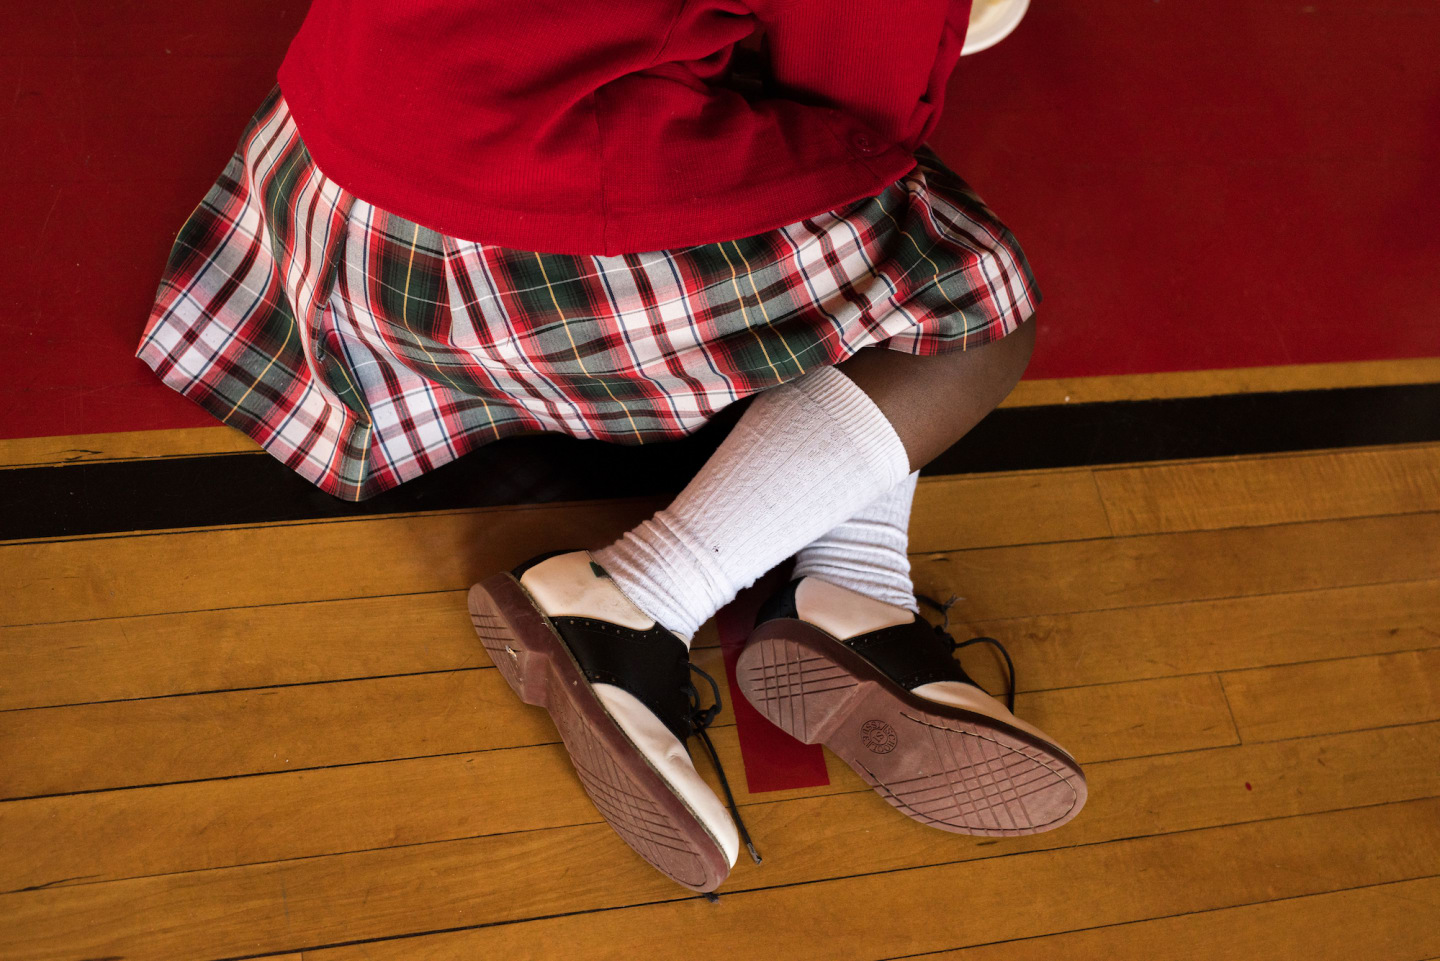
737, 620, 1087, 836
468, 571, 731, 892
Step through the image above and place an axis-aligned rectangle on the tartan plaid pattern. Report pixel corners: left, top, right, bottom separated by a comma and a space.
138, 84, 1041, 501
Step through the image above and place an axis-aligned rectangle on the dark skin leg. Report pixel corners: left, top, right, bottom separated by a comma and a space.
836, 317, 1037, 472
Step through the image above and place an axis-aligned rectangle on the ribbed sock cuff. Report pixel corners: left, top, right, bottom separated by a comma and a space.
792, 470, 921, 613
790, 365, 910, 487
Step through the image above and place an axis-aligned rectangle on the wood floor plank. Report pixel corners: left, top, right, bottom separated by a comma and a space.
0, 589, 745, 712
8, 572, 1435, 714
0, 670, 545, 800
1010, 673, 1236, 759
957, 578, 1440, 694
908, 469, 1111, 554
911, 512, 1440, 623
1095, 444, 1440, 536
0, 498, 663, 627
0, 592, 478, 711
295, 799, 1440, 961
1223, 647, 1440, 743
909, 876, 1440, 961
2, 709, 1433, 895
8, 797, 1423, 961
0, 653, 1231, 798
8, 504, 1438, 629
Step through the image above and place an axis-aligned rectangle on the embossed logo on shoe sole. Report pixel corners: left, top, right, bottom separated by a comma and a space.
860, 719, 898, 754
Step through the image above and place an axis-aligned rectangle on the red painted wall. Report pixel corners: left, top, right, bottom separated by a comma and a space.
2, 1, 1436, 438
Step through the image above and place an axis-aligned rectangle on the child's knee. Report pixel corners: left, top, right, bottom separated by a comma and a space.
964, 315, 1035, 396
1008, 316, 1037, 379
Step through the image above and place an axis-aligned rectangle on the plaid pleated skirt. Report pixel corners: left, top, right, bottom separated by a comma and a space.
138, 84, 1040, 501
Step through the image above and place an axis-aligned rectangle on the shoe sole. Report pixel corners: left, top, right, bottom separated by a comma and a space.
737, 621, 1087, 836
468, 572, 731, 892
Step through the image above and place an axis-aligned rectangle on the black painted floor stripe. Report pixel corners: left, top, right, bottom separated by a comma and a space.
2, 383, 1438, 541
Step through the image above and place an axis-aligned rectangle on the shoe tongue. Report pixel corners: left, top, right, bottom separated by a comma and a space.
795, 577, 917, 640
589, 557, 698, 643
521, 552, 657, 630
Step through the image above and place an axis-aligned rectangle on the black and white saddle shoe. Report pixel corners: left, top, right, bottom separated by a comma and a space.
737, 576, 1086, 836
467, 549, 758, 893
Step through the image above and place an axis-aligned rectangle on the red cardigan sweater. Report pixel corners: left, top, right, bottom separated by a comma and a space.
277, 0, 974, 256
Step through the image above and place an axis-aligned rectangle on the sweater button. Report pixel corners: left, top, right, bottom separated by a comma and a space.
850, 131, 880, 155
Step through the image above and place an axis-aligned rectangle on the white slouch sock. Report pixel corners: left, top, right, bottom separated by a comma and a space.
591, 365, 911, 643
791, 471, 921, 614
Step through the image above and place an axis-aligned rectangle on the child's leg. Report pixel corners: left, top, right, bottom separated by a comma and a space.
791, 470, 921, 613
837, 317, 1036, 474
783, 320, 1036, 611
592, 320, 1035, 638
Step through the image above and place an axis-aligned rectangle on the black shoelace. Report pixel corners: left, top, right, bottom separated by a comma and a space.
684, 663, 762, 880
915, 592, 1018, 713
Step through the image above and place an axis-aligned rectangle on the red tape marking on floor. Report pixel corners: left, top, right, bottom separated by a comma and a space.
716, 565, 830, 794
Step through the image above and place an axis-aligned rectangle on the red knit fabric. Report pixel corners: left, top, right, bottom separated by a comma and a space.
276, 0, 974, 256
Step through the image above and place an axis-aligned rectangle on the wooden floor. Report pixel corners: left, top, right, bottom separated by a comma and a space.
3, 442, 1439, 960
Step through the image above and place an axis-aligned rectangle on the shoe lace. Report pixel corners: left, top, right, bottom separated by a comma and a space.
684, 663, 762, 870
914, 592, 1018, 714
